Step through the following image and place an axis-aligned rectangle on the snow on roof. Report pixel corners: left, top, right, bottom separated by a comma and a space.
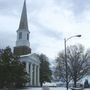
20, 53, 31, 57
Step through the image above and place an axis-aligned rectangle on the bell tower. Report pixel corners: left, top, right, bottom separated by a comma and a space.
14, 0, 31, 55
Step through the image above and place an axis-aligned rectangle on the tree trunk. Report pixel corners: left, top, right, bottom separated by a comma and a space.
74, 79, 77, 87
74, 81, 76, 87
40, 82, 43, 87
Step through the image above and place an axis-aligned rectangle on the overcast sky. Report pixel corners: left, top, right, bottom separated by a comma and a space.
0, 0, 90, 63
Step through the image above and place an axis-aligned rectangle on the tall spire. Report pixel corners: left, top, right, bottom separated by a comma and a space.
14, 0, 31, 55
19, 0, 28, 30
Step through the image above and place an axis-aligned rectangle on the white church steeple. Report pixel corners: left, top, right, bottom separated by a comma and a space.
16, 0, 30, 47
14, 0, 31, 55
19, 0, 28, 30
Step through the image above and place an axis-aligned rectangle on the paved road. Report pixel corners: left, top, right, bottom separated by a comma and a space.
17, 87, 50, 90
42, 86, 50, 90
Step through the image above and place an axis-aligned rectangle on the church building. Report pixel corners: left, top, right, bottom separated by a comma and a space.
14, 0, 40, 86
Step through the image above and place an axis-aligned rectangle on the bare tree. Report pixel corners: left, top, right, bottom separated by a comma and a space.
55, 44, 89, 87
54, 51, 72, 83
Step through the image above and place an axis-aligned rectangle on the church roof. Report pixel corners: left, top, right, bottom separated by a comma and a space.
19, 0, 29, 30
20, 53, 40, 65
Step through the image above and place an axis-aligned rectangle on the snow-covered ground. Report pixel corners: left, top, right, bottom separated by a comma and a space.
80, 75, 90, 84
18, 87, 90, 90
50, 87, 90, 90
18, 76, 90, 90
29, 87, 69, 90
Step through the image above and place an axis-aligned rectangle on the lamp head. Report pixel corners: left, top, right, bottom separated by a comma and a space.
76, 35, 81, 37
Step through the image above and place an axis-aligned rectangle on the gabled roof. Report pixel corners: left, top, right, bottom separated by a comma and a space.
20, 53, 41, 65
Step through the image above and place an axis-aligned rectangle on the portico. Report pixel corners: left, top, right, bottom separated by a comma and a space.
20, 54, 40, 86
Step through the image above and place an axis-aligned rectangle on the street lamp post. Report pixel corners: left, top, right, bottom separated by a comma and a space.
64, 35, 81, 90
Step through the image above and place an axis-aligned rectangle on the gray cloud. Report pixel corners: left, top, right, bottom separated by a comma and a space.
0, 0, 90, 60
0, 0, 23, 16
29, 0, 45, 12
55, 0, 90, 16
71, 0, 90, 16
30, 19, 63, 40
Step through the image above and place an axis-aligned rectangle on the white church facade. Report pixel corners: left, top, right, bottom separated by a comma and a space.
14, 0, 40, 86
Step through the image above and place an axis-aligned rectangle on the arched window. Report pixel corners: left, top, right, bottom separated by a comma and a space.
27, 33, 29, 40
19, 32, 22, 39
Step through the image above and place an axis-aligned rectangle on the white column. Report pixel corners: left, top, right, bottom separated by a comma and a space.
26, 62, 29, 74
30, 63, 33, 86
34, 65, 36, 86
37, 66, 40, 86
26, 62, 29, 86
